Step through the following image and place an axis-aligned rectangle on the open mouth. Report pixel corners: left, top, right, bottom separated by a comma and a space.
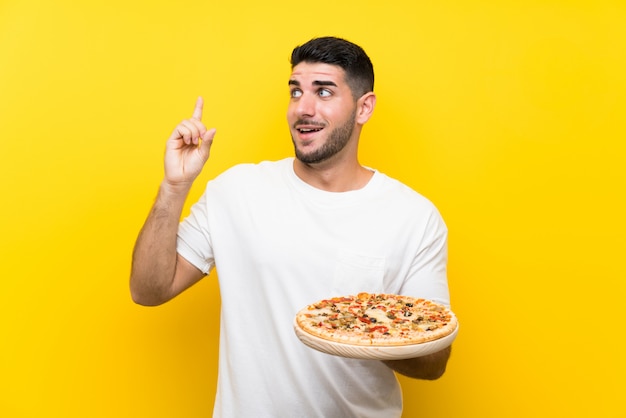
297, 127, 323, 134
295, 120, 325, 135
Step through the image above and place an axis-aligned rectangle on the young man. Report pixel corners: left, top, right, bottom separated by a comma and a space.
131, 37, 451, 417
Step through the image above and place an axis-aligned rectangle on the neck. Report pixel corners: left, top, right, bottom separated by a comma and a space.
293, 156, 374, 192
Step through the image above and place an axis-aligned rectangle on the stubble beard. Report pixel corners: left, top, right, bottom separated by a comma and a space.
292, 110, 357, 165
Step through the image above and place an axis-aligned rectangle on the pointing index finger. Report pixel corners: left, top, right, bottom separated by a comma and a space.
192, 96, 203, 120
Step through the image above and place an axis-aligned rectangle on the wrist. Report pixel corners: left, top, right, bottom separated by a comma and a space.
160, 179, 194, 196
157, 181, 194, 210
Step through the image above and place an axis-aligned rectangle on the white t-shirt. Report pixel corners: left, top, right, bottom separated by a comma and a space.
177, 158, 449, 418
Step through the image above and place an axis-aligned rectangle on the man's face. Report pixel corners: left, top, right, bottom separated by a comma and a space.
287, 62, 358, 165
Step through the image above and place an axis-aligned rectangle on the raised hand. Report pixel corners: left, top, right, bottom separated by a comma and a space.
164, 97, 216, 187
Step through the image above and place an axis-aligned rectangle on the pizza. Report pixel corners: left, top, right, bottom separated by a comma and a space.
294, 292, 457, 346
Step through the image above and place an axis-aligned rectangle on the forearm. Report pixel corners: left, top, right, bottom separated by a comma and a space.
382, 345, 451, 380
130, 181, 191, 306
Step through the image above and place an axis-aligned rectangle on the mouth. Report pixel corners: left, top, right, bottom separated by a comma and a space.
295, 125, 325, 144
297, 127, 323, 134
294, 120, 325, 136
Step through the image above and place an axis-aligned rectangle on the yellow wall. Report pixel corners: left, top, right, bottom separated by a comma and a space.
1, 0, 624, 417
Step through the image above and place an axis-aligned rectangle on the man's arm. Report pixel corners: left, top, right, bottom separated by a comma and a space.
382, 345, 452, 380
130, 97, 216, 306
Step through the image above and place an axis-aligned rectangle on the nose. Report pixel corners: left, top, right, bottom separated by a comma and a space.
295, 92, 316, 118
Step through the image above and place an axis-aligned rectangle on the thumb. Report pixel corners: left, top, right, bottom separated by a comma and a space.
198, 128, 216, 159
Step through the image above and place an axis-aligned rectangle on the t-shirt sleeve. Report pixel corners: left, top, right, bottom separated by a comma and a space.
398, 208, 450, 308
177, 189, 215, 275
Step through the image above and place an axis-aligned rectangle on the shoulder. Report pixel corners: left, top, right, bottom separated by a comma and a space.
376, 172, 438, 210
219, 158, 288, 177
208, 158, 291, 188
372, 172, 447, 230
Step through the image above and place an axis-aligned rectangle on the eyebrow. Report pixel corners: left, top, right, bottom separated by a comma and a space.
288, 79, 338, 87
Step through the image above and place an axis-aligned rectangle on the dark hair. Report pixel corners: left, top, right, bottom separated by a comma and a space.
290, 36, 374, 100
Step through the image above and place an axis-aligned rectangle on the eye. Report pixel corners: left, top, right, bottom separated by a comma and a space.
290, 89, 302, 98
318, 88, 332, 98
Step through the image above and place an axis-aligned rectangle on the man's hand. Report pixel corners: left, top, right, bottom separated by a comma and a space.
383, 345, 451, 380
164, 96, 216, 188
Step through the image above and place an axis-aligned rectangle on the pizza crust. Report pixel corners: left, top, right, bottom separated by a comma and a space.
295, 293, 457, 347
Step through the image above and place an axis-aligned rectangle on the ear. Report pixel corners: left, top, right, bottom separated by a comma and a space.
356, 92, 376, 125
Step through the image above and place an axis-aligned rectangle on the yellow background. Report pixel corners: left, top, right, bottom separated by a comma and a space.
1, 0, 625, 417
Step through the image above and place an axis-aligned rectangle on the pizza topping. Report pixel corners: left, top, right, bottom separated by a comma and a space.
295, 292, 457, 346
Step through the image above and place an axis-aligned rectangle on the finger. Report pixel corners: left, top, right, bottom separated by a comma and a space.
181, 119, 207, 145
180, 119, 199, 135
175, 123, 192, 145
171, 124, 190, 144
192, 96, 203, 120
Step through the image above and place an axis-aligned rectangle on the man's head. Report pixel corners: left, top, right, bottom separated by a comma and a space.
287, 37, 377, 167
290, 37, 374, 100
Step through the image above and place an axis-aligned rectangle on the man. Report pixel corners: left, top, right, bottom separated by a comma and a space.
131, 36, 451, 417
